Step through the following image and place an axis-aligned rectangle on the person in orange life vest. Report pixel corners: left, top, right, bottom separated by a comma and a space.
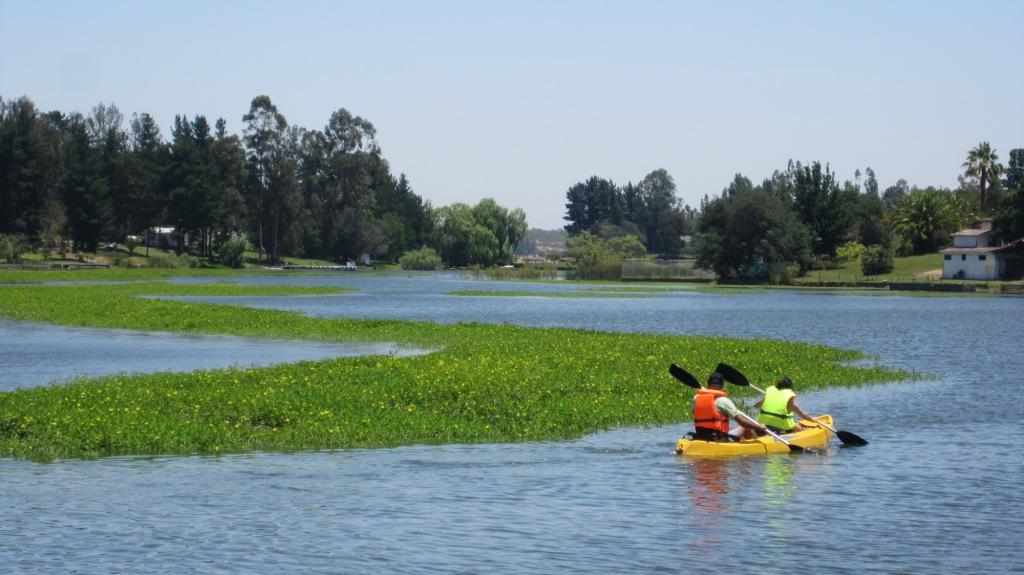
753, 376, 815, 434
692, 372, 767, 441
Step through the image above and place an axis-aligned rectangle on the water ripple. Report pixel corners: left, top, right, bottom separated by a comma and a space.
3, 276, 1024, 573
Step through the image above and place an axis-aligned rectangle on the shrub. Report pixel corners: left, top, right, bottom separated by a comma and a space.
125, 236, 141, 256
109, 252, 131, 267
219, 235, 248, 268
0, 235, 14, 263
0, 234, 29, 263
836, 241, 865, 265
768, 262, 802, 285
861, 245, 894, 276
399, 247, 442, 270
179, 254, 203, 269
147, 253, 187, 269
475, 263, 559, 281
571, 258, 622, 281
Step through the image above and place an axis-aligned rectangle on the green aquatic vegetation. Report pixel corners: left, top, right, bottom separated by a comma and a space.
0, 281, 916, 460
123, 282, 352, 297
446, 289, 647, 298
579, 286, 689, 293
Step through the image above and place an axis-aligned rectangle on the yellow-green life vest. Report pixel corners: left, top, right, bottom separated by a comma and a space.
757, 385, 796, 430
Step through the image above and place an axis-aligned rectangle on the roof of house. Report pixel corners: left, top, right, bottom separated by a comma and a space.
952, 228, 990, 237
940, 246, 1000, 254
942, 237, 1024, 255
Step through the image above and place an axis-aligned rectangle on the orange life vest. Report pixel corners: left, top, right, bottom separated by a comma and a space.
693, 388, 730, 433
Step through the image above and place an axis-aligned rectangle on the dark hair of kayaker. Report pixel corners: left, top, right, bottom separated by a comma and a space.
708, 372, 725, 387
776, 377, 793, 389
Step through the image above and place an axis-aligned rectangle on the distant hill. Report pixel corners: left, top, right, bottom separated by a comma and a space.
515, 228, 567, 256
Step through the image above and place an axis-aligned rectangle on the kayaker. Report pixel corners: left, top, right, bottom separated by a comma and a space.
693, 372, 768, 441
754, 377, 815, 434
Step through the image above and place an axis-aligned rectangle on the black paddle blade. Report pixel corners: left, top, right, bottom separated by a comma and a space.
836, 430, 869, 447
786, 443, 805, 453
668, 364, 702, 389
715, 362, 750, 387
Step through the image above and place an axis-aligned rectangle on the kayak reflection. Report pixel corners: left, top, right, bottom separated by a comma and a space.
689, 458, 729, 514
679, 457, 731, 550
762, 456, 796, 510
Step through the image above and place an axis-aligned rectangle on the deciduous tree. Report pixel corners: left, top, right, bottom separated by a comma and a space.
994, 150, 1024, 240
242, 95, 294, 262
792, 162, 852, 258
563, 176, 623, 234
697, 188, 812, 280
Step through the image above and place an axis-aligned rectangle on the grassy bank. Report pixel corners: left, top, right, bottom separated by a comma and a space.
0, 280, 915, 461
0, 267, 273, 284
798, 253, 942, 283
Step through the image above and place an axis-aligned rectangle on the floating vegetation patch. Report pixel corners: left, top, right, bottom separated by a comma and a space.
579, 286, 690, 293
0, 280, 917, 460
446, 289, 647, 298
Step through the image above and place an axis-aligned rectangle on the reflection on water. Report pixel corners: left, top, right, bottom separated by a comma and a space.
687, 458, 729, 513
680, 451, 811, 557
762, 456, 796, 510
761, 456, 796, 551
679, 458, 729, 551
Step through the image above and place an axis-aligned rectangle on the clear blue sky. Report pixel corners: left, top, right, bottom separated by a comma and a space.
2, 0, 1021, 229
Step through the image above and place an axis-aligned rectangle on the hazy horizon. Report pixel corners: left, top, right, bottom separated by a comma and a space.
2, 0, 1021, 229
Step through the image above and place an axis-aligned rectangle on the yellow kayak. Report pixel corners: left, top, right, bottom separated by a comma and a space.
675, 415, 835, 457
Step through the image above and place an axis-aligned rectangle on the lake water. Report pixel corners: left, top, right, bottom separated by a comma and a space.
2, 273, 1023, 574
0, 319, 424, 391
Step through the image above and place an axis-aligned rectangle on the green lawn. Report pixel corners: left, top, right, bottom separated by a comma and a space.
0, 246, 344, 283
798, 253, 944, 283
243, 250, 345, 267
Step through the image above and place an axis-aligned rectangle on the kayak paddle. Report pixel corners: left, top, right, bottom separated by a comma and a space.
733, 407, 804, 453
715, 362, 868, 447
668, 363, 804, 453
669, 363, 702, 390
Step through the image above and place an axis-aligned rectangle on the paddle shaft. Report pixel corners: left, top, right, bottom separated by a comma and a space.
734, 408, 797, 448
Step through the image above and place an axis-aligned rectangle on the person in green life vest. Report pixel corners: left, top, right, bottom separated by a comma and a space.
754, 377, 815, 434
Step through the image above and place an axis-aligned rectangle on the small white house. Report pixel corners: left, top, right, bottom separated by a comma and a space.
146, 227, 185, 250
940, 219, 1018, 280
515, 255, 548, 265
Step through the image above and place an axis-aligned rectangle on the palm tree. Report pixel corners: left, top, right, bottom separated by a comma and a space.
963, 142, 1004, 212
892, 188, 957, 254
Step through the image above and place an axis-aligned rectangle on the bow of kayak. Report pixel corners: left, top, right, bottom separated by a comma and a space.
675, 415, 835, 457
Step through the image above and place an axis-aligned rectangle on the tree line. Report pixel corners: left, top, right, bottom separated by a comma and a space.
4, 91, 1020, 276
562, 144, 1024, 280
563, 168, 699, 255
0, 95, 526, 267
